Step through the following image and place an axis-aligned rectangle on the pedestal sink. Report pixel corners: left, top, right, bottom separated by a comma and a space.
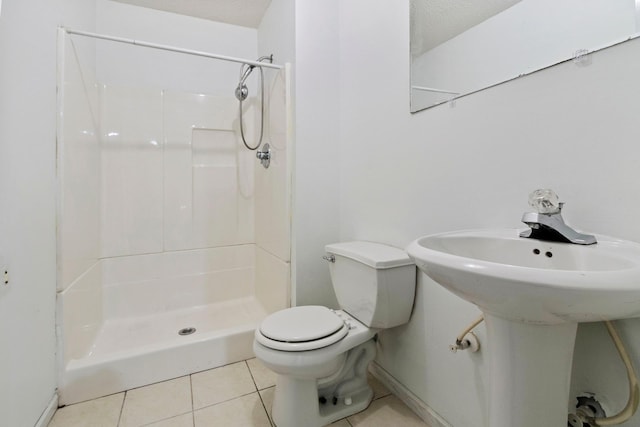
406, 229, 640, 427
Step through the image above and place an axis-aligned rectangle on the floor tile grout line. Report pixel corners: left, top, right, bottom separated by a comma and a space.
193, 389, 262, 412
245, 358, 274, 425
246, 359, 277, 392
191, 358, 253, 378
189, 374, 196, 427
116, 391, 127, 427
255, 387, 275, 427
373, 391, 391, 401
191, 361, 264, 414
115, 375, 195, 427
244, 359, 260, 392
136, 410, 194, 427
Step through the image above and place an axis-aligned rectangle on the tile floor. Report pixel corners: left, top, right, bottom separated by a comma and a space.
49, 358, 430, 427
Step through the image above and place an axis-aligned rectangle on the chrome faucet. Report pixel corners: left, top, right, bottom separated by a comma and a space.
519, 189, 597, 245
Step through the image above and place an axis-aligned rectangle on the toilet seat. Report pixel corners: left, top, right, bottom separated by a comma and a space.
256, 306, 349, 352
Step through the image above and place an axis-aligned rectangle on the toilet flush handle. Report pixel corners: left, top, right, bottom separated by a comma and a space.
323, 254, 335, 263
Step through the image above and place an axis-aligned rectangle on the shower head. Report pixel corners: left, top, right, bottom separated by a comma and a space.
235, 63, 255, 101
239, 64, 255, 86
235, 82, 249, 101
234, 55, 274, 102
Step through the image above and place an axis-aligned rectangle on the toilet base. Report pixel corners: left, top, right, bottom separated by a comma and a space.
272, 376, 373, 427
271, 340, 376, 427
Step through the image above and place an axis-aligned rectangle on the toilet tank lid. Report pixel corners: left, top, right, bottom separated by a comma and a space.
325, 241, 413, 269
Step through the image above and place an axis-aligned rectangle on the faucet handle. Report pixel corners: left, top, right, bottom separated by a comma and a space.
528, 189, 561, 214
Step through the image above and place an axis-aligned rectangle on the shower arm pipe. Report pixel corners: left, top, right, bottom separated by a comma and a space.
589, 320, 639, 426
61, 27, 283, 70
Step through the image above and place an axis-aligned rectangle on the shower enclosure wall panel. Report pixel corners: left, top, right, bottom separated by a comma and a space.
163, 91, 256, 251
254, 67, 291, 313
100, 85, 164, 257
100, 86, 255, 256
255, 68, 290, 262
255, 246, 290, 314
101, 246, 255, 318
58, 35, 101, 293
59, 262, 103, 363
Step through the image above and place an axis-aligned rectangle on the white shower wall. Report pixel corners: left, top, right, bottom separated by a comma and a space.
58, 34, 101, 292
99, 86, 255, 257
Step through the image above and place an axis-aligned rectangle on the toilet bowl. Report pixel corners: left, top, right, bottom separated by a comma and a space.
253, 241, 416, 427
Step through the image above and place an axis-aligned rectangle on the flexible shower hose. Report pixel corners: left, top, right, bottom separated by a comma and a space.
238, 65, 265, 150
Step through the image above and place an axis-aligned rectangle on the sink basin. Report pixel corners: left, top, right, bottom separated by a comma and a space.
407, 228, 640, 324
407, 228, 640, 427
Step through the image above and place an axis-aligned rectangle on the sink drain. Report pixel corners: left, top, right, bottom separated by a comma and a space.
178, 327, 196, 336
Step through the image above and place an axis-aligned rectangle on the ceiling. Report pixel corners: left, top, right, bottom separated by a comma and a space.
411, 0, 522, 58
111, 0, 272, 28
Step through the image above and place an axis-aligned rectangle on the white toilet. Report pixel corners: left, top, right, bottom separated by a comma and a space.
253, 241, 416, 427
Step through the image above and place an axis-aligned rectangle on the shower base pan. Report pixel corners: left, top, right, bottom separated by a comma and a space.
59, 296, 267, 405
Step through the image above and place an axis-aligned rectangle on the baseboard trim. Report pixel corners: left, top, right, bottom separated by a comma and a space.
34, 392, 58, 427
369, 362, 451, 427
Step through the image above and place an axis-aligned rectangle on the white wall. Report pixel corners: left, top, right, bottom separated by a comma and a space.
291, 0, 342, 307
336, 1, 640, 426
258, 0, 295, 66
0, 0, 95, 425
58, 32, 101, 292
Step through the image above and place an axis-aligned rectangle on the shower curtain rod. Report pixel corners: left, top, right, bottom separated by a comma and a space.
61, 27, 283, 70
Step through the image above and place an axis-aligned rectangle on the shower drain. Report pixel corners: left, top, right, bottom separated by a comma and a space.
178, 327, 196, 336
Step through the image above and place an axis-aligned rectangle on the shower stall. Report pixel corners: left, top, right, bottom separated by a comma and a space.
56, 27, 291, 405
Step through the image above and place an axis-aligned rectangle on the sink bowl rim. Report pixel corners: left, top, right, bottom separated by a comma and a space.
407, 228, 640, 291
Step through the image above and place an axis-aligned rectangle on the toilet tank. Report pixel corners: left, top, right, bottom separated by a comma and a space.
325, 241, 416, 329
